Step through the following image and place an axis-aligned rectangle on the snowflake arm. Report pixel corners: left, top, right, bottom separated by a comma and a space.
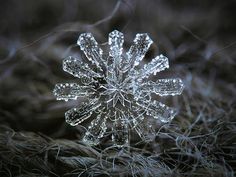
53, 83, 94, 101
63, 56, 103, 79
65, 100, 101, 126
77, 33, 106, 71
126, 33, 153, 68
127, 108, 156, 141
112, 112, 129, 146
134, 54, 169, 80
83, 111, 108, 145
108, 30, 124, 64
107, 30, 124, 81
127, 112, 149, 140
136, 100, 177, 123
141, 78, 184, 96
133, 118, 155, 141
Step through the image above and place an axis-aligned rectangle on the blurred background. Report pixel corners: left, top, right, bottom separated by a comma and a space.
0, 0, 235, 176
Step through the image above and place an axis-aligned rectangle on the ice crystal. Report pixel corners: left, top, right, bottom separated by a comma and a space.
53, 30, 184, 146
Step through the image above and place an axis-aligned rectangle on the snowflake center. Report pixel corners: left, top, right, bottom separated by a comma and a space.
101, 74, 132, 107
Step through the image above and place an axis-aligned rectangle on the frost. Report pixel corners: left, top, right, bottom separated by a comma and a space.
53, 30, 184, 146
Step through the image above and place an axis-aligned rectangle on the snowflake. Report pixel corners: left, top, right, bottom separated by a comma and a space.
53, 30, 184, 146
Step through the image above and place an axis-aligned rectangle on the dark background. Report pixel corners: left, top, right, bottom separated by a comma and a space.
0, 0, 235, 176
